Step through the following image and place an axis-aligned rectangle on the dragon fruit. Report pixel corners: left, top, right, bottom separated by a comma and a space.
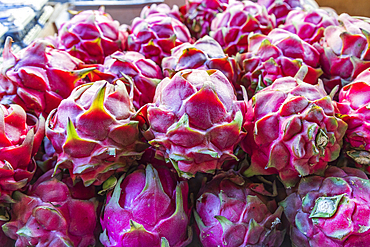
315, 13, 370, 95
137, 69, 246, 178
58, 7, 127, 64
281, 8, 339, 45
140, 3, 182, 20
0, 104, 44, 203
2, 169, 98, 247
46, 80, 146, 186
257, 0, 314, 26
281, 166, 370, 246
0, 37, 93, 117
127, 13, 192, 65
336, 68, 370, 166
180, 0, 231, 39
241, 76, 347, 188
161, 36, 238, 91
87, 51, 163, 109
236, 28, 322, 97
100, 164, 192, 247
210, 0, 276, 56
194, 170, 285, 247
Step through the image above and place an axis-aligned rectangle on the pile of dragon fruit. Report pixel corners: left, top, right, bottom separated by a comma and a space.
0, 0, 370, 246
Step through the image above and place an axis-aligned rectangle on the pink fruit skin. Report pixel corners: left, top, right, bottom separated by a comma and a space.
241, 76, 347, 188
100, 164, 192, 247
336, 68, 370, 165
58, 8, 127, 64
281, 166, 370, 247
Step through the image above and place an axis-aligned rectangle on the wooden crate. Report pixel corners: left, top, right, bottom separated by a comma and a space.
316, 0, 370, 17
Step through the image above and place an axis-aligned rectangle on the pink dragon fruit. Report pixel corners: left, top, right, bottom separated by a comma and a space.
194, 170, 285, 247
236, 28, 322, 97
137, 69, 247, 178
180, 0, 231, 39
0, 104, 44, 203
210, 0, 276, 56
140, 3, 182, 20
127, 13, 192, 65
257, 0, 315, 26
281, 166, 370, 246
315, 13, 370, 95
241, 76, 347, 188
58, 7, 127, 64
0, 37, 93, 117
85, 51, 163, 109
161, 35, 238, 92
46, 80, 147, 186
281, 8, 339, 45
336, 68, 370, 166
2, 170, 98, 247
100, 164, 192, 247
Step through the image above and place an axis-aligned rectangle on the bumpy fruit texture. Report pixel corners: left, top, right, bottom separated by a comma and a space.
0, 104, 44, 203
180, 0, 230, 39
210, 0, 276, 56
236, 28, 322, 97
100, 164, 192, 247
241, 76, 347, 188
127, 13, 192, 65
194, 171, 285, 247
336, 68, 370, 166
0, 37, 93, 117
162, 36, 238, 90
315, 13, 370, 95
138, 69, 246, 178
2, 170, 97, 247
281, 166, 370, 247
88, 51, 163, 109
281, 8, 339, 45
141, 3, 182, 20
46, 80, 146, 186
258, 0, 313, 26
58, 8, 127, 64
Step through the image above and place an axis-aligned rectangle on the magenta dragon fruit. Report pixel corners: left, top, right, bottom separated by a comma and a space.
137, 69, 247, 178
100, 164, 192, 247
87, 51, 163, 109
210, 0, 276, 56
0, 37, 93, 117
336, 68, 370, 166
161, 35, 238, 91
140, 3, 182, 20
315, 13, 370, 95
46, 80, 146, 186
58, 7, 127, 64
236, 28, 322, 97
2, 170, 98, 247
194, 170, 285, 247
180, 0, 231, 39
241, 76, 347, 188
281, 8, 339, 45
0, 104, 44, 203
127, 13, 192, 65
281, 166, 370, 246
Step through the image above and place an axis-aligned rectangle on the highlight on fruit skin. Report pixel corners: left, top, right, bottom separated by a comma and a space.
100, 164, 192, 247
281, 166, 370, 247
136, 69, 247, 178
46, 80, 147, 186
194, 170, 286, 247
241, 75, 347, 188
